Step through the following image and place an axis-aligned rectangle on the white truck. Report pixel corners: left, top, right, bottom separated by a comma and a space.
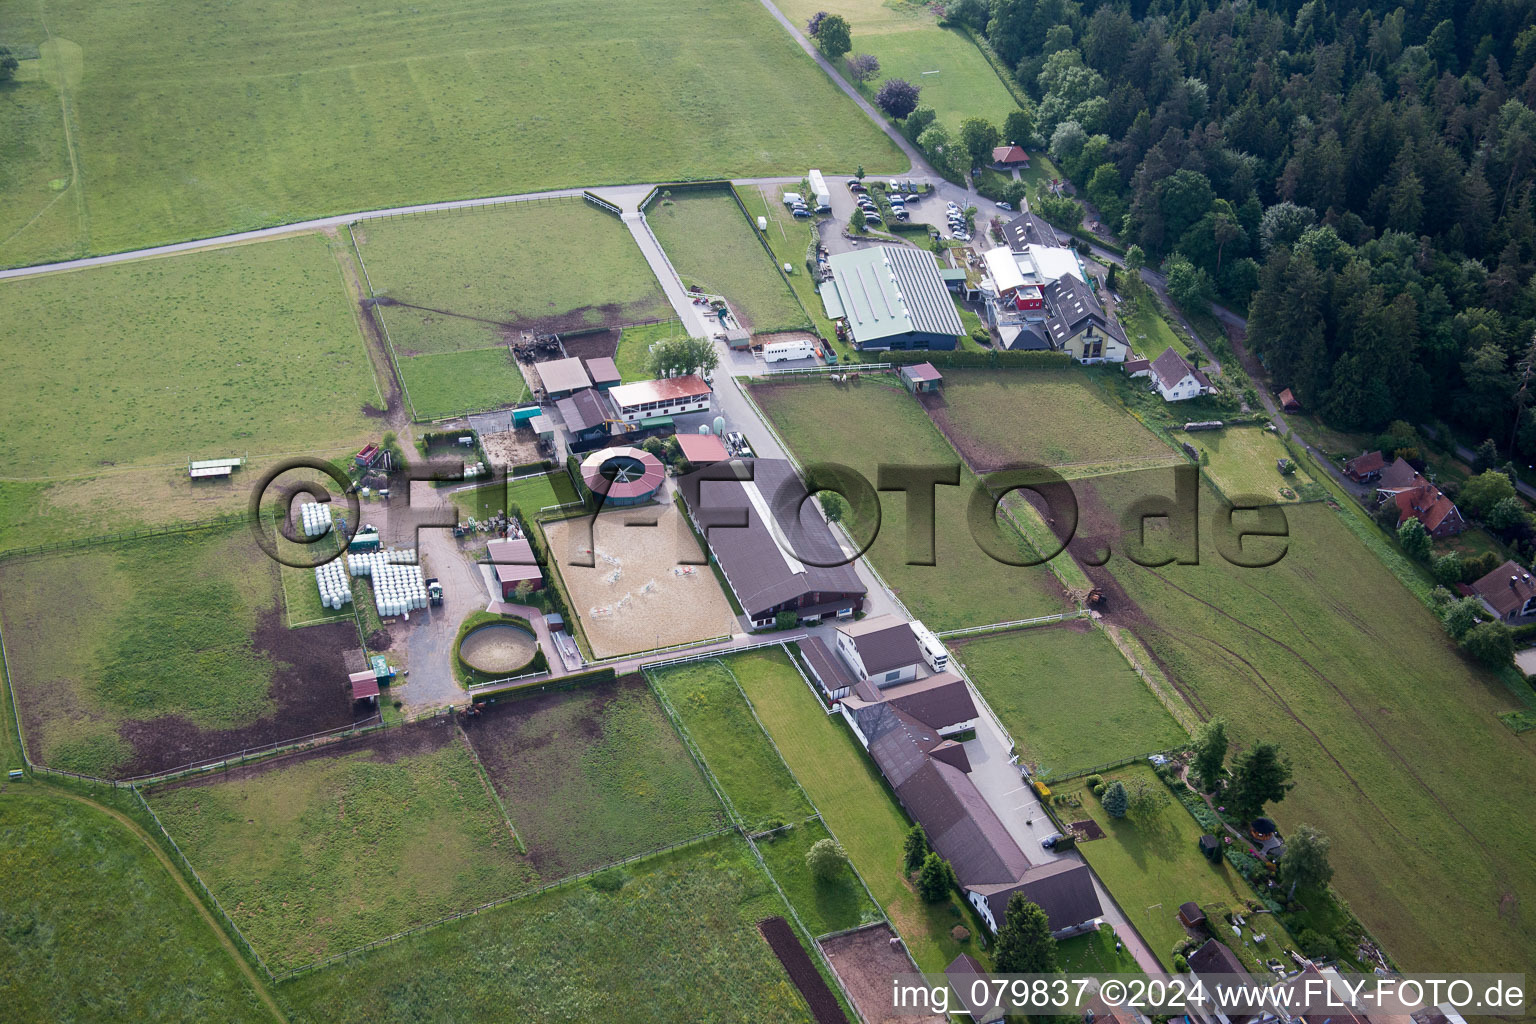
763, 339, 815, 362
911, 619, 950, 673
807, 169, 831, 212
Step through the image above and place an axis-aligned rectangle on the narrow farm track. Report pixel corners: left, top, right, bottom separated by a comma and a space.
1142, 566, 1501, 863
10, 786, 289, 1024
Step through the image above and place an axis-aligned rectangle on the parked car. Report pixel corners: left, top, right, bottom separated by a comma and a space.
946, 201, 961, 212
864, 212, 883, 224
996, 201, 1013, 210
1041, 832, 1064, 849
846, 180, 866, 192
894, 210, 910, 221
725, 431, 754, 457
791, 207, 811, 218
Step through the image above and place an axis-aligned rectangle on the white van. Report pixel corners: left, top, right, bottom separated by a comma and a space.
763, 339, 815, 362
782, 192, 804, 207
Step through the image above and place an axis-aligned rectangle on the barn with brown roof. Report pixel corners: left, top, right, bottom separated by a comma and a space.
1343, 450, 1386, 482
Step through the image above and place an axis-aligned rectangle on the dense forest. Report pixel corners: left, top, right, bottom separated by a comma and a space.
945, 0, 1536, 446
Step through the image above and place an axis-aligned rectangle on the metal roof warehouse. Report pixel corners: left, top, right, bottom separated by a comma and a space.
820, 245, 963, 350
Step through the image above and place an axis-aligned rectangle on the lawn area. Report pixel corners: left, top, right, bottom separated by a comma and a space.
727, 647, 982, 972
750, 377, 1065, 630
648, 660, 813, 831
353, 201, 670, 357
396, 348, 529, 420
0, 0, 901, 265
953, 623, 1186, 778
0, 527, 281, 778
852, 26, 1020, 133
278, 834, 816, 1023
464, 675, 725, 877
647, 191, 810, 333
615, 320, 688, 383
1057, 922, 1144, 974
756, 816, 881, 938
0, 234, 379, 478
146, 726, 536, 971
924, 367, 1181, 475
1118, 292, 1197, 362
1084, 469, 1536, 975
0, 47, 82, 269
737, 186, 842, 347
0, 790, 272, 1024
1061, 765, 1289, 971
451, 471, 580, 520
1186, 426, 1315, 505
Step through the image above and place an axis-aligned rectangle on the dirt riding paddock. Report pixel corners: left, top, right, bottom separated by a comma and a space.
479, 428, 544, 468
542, 501, 738, 658
557, 327, 620, 363
820, 923, 946, 1024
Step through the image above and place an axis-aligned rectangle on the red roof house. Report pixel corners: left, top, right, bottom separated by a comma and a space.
1278, 388, 1300, 411
1343, 450, 1386, 482
991, 145, 1029, 167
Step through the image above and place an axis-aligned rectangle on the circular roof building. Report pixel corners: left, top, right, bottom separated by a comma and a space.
579, 446, 665, 507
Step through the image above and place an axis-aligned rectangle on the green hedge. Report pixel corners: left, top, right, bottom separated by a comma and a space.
873, 348, 1075, 369
454, 610, 548, 686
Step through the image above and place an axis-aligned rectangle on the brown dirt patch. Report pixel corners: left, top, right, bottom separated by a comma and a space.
480, 428, 544, 469
558, 327, 620, 362
493, 302, 633, 343
820, 923, 944, 1024
1070, 819, 1105, 840
144, 715, 454, 797
112, 610, 375, 778
758, 916, 847, 1024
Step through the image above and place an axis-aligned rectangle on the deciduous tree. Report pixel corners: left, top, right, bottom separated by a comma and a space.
806, 837, 848, 881
1278, 824, 1333, 899
816, 15, 851, 60
847, 53, 880, 83
646, 335, 718, 379
1397, 517, 1432, 561
1461, 620, 1515, 668
876, 78, 921, 120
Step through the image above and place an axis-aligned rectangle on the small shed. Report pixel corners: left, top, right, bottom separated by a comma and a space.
1278, 388, 1300, 412
724, 326, 752, 350
585, 356, 622, 390
529, 414, 555, 443
675, 432, 729, 466
1199, 834, 1221, 862
900, 362, 943, 394
348, 671, 380, 704
1178, 901, 1207, 929
535, 356, 592, 399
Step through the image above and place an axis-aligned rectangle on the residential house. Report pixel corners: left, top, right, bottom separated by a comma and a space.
1374, 459, 1466, 537
835, 613, 924, 684
1041, 275, 1129, 363
1343, 451, 1386, 483
799, 634, 857, 700
676, 459, 866, 627
1186, 938, 1264, 1024
1137, 347, 1213, 401
1002, 209, 1065, 250
964, 859, 1104, 938
1469, 559, 1536, 623
991, 145, 1029, 169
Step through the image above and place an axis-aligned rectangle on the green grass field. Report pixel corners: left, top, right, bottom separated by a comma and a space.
147, 728, 536, 971
278, 834, 815, 1023
1062, 766, 1291, 971
1085, 470, 1536, 975
750, 378, 1065, 629
465, 675, 724, 877
755, 816, 880, 938
954, 624, 1186, 778
1056, 922, 1144, 974
0, 791, 272, 1024
0, 48, 82, 269
649, 660, 813, 831
354, 202, 670, 357
648, 191, 810, 333
1118, 293, 1196, 362
615, 320, 688, 383
1187, 427, 1315, 504
0, 527, 282, 777
451, 472, 580, 520
853, 27, 1020, 133
0, 235, 379, 478
396, 348, 529, 420
736, 187, 843, 348
924, 368, 1181, 475
0, 0, 901, 265
727, 648, 981, 972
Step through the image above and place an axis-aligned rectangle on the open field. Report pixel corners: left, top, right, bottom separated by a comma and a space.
451, 472, 580, 521
0, 50, 82, 269
736, 187, 844, 348
0, 0, 901, 265
1077, 468, 1536, 974
278, 834, 815, 1023
852, 27, 1019, 133
923, 368, 1180, 475
954, 622, 1186, 778
146, 722, 535, 971
614, 320, 687, 382
464, 674, 724, 877
1185, 426, 1316, 504
728, 648, 981, 972
1061, 765, 1293, 971
0, 235, 379, 478
0, 525, 369, 778
649, 660, 813, 831
396, 348, 529, 420
756, 816, 880, 938
353, 202, 670, 357
751, 377, 1065, 629
543, 505, 738, 658
648, 191, 810, 333
0, 790, 272, 1024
